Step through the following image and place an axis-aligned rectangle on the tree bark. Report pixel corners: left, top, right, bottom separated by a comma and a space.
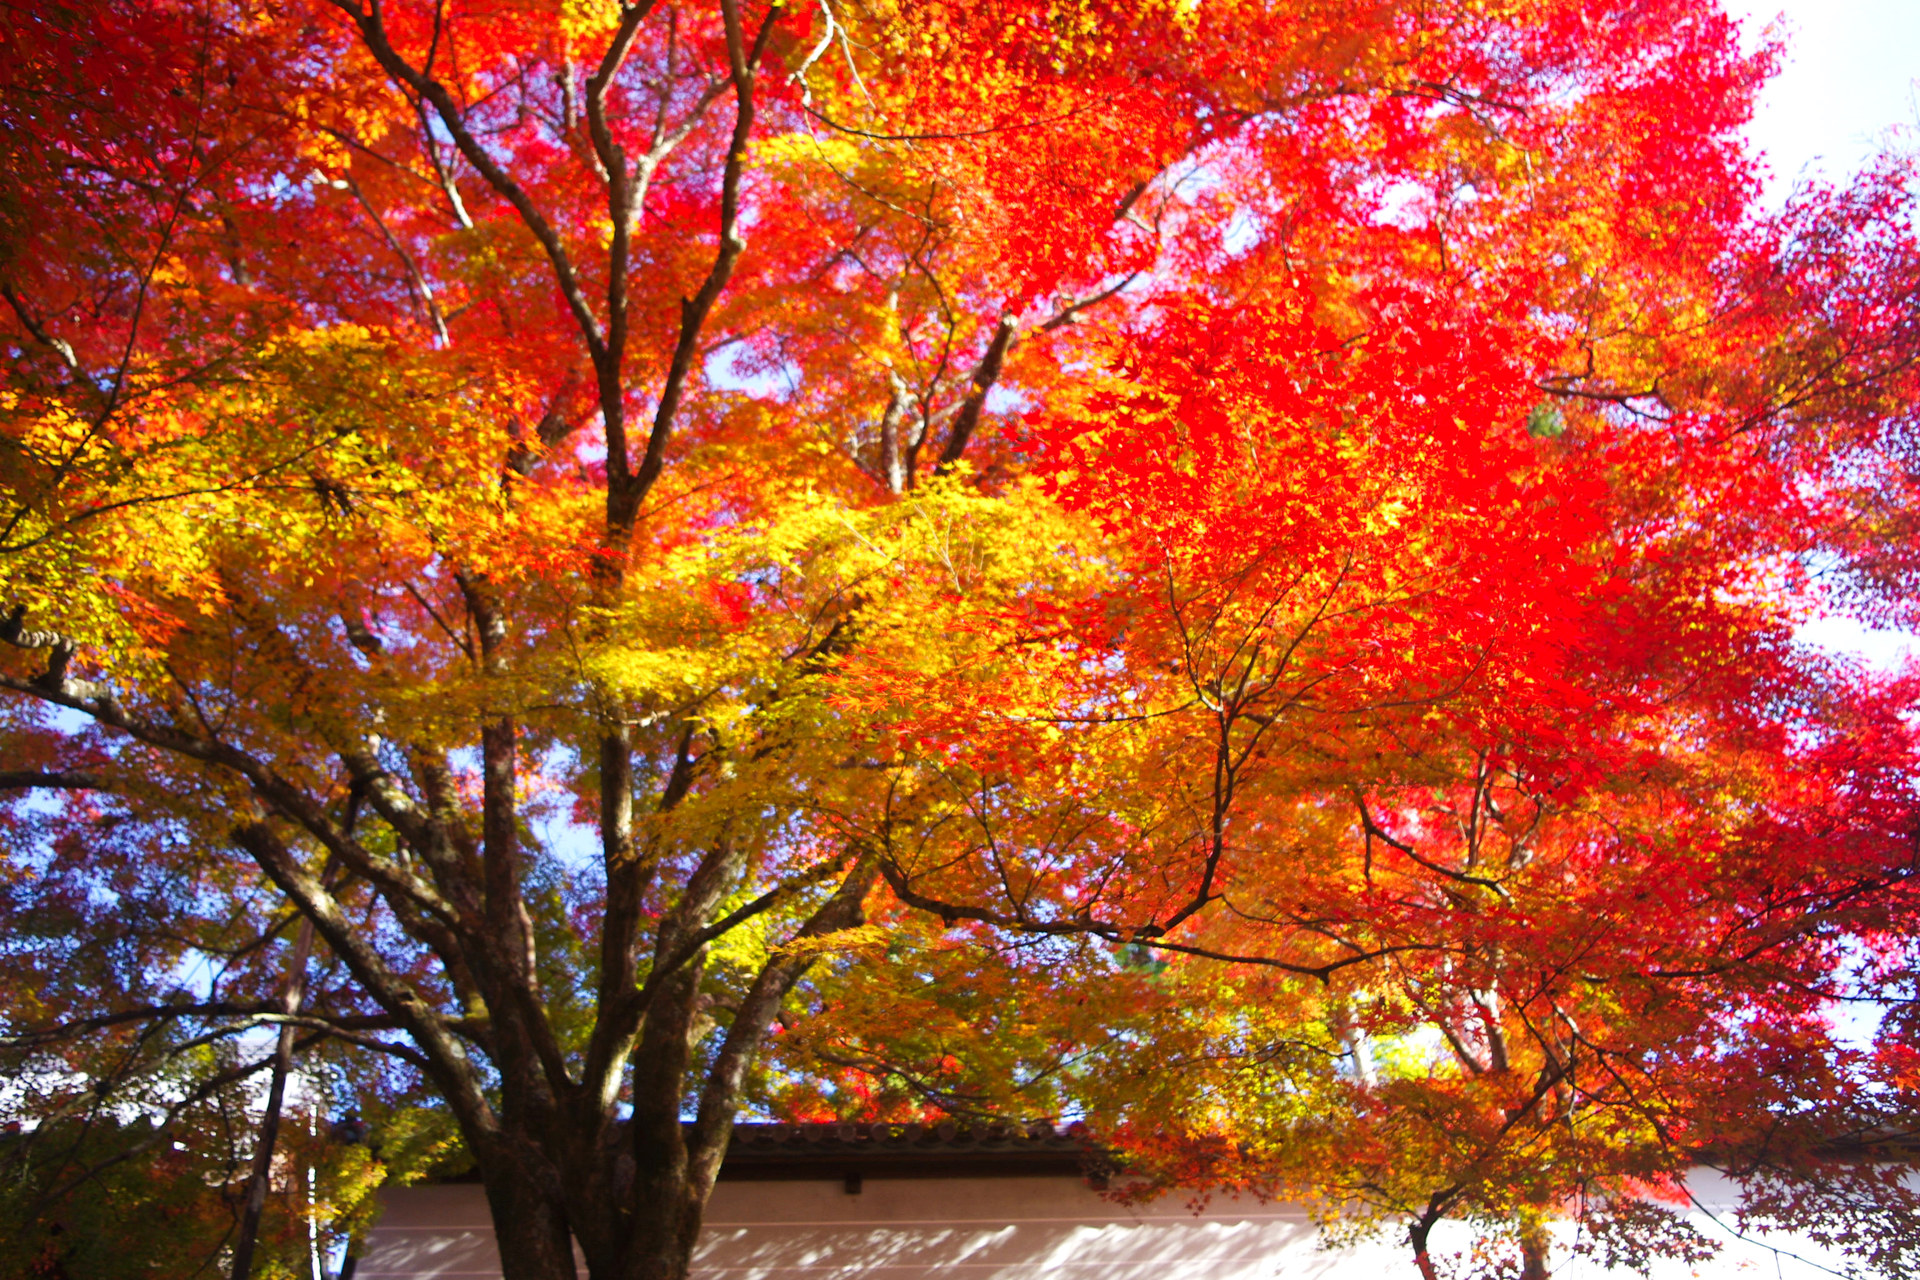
1519, 1222, 1551, 1280
1410, 1231, 1440, 1280
230, 916, 315, 1280
1409, 1202, 1446, 1280
477, 1137, 580, 1280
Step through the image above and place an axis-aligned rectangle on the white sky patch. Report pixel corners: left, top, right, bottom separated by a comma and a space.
1727, 0, 1920, 205
1725, 1, 1920, 668
1796, 613, 1916, 672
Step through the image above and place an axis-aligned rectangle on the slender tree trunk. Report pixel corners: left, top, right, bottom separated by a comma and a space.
231, 916, 314, 1280
230, 1023, 298, 1280
1410, 1212, 1442, 1280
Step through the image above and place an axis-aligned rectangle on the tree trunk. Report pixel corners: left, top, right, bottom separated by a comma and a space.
479, 1143, 579, 1280
1519, 1225, 1550, 1280
230, 1021, 298, 1280
1409, 1217, 1441, 1280
231, 916, 315, 1280
620, 1184, 706, 1280
464, 1120, 721, 1280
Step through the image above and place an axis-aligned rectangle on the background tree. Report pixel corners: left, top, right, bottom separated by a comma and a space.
4, 2, 1919, 1279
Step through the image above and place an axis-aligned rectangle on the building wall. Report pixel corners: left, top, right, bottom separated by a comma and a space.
353, 1172, 1848, 1280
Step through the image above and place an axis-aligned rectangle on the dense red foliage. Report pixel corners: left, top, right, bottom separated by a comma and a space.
5, 1, 1920, 1277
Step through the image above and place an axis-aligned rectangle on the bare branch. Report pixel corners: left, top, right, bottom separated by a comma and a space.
343, 175, 450, 344
934, 316, 1016, 476
0, 284, 82, 373
617, 0, 783, 535
331, 0, 608, 358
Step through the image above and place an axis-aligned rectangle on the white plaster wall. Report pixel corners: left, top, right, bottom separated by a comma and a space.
354, 1173, 1853, 1280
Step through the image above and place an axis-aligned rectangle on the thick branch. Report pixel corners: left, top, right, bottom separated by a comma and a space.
686, 850, 880, 1191
0, 769, 107, 790
1, 603, 79, 692
934, 316, 1016, 476
231, 819, 497, 1139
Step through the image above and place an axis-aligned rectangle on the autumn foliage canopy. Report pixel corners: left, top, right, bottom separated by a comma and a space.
4, 0, 1920, 1277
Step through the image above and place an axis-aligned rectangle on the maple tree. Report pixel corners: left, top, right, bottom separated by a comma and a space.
4, 1, 1920, 1279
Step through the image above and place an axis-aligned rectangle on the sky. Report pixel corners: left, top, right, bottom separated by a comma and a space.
1725, 0, 1920, 667
1730, 0, 1919, 204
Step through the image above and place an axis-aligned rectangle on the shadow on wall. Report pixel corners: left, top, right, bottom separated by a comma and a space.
354, 1170, 1858, 1280
690, 1211, 1339, 1279
356, 1176, 1382, 1280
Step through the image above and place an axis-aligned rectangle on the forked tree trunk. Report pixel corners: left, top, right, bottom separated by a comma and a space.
465, 1126, 725, 1280
453, 857, 873, 1280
